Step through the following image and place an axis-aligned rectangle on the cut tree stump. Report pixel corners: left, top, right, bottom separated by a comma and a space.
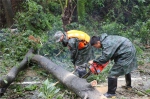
0, 49, 107, 99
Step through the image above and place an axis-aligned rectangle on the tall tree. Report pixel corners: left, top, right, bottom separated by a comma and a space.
2, 0, 14, 27
72, 0, 78, 22
61, 0, 73, 31
0, 0, 3, 28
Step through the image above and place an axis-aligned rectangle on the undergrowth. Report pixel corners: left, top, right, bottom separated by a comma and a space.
1, 0, 149, 98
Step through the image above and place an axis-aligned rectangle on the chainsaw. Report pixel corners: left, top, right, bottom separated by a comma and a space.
81, 61, 109, 78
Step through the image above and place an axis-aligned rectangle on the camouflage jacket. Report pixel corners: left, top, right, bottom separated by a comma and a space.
94, 33, 138, 77
62, 36, 94, 66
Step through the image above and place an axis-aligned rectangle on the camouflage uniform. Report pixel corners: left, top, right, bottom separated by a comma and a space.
93, 33, 137, 77
61, 34, 94, 77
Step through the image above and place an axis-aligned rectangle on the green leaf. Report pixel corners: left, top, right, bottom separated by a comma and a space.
43, 78, 49, 86
24, 85, 37, 91
38, 92, 46, 98
145, 89, 150, 93
123, 0, 126, 2
4, 80, 8, 84
134, 5, 139, 9
47, 83, 54, 89
54, 88, 60, 94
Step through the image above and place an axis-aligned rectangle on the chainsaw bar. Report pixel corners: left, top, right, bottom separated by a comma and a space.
81, 71, 91, 78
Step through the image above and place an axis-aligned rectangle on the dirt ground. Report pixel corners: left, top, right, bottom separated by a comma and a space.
96, 63, 150, 99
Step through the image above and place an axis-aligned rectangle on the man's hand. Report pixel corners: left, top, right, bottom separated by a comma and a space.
88, 60, 93, 64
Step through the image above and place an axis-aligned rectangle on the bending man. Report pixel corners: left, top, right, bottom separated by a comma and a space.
89, 33, 138, 98
54, 30, 94, 77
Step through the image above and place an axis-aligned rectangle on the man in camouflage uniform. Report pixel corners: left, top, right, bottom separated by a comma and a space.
89, 33, 138, 98
54, 30, 94, 77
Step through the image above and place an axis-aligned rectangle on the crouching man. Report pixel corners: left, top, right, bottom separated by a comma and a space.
54, 30, 94, 77
89, 33, 138, 98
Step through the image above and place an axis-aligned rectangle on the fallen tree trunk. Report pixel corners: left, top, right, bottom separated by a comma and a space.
0, 49, 106, 99
0, 49, 34, 96
31, 55, 105, 99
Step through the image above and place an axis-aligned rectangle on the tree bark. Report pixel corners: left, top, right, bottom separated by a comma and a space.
72, 0, 78, 22
61, 0, 77, 31
0, 49, 106, 99
0, 0, 6, 28
0, 49, 34, 97
2, 0, 14, 27
31, 55, 105, 99
0, 0, 3, 28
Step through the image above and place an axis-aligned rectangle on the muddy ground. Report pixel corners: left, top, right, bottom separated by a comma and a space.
96, 64, 150, 99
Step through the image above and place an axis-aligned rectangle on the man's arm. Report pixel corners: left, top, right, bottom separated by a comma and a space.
62, 37, 68, 47
68, 38, 78, 65
93, 44, 116, 64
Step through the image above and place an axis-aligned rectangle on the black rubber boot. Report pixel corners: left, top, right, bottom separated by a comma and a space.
125, 73, 131, 87
122, 73, 132, 90
104, 77, 117, 98
0, 88, 6, 97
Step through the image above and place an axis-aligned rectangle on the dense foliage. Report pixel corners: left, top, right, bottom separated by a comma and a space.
1, 0, 150, 84
1, 0, 150, 98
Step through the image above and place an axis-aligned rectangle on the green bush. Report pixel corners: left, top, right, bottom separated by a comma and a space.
139, 19, 150, 45
101, 22, 125, 35
15, 0, 54, 33
0, 30, 38, 72
38, 79, 63, 99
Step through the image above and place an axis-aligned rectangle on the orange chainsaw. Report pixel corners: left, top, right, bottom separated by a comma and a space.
81, 62, 109, 78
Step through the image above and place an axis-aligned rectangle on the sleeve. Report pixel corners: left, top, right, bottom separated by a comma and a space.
62, 38, 68, 47
68, 38, 78, 64
93, 44, 117, 64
